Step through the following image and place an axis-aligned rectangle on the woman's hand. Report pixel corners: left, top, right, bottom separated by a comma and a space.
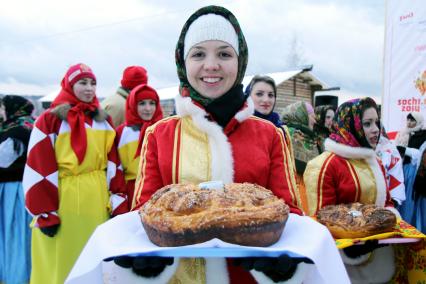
40, 224, 60, 237
342, 240, 387, 258
113, 256, 174, 277
233, 254, 313, 282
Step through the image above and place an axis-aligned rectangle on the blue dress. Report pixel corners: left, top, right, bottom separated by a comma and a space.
398, 142, 426, 233
0, 110, 34, 283
0, 181, 32, 284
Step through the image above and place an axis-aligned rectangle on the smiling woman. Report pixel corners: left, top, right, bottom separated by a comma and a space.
114, 84, 163, 208
23, 63, 129, 284
185, 41, 238, 100
105, 5, 328, 284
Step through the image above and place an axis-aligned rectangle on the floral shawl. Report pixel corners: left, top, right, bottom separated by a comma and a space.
329, 97, 379, 148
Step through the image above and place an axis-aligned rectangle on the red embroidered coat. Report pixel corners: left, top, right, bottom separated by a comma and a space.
131, 95, 302, 284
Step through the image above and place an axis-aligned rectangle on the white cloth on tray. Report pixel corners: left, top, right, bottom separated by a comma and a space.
65, 211, 350, 284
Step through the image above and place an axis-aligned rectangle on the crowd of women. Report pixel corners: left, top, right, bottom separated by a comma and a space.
1, 4, 426, 284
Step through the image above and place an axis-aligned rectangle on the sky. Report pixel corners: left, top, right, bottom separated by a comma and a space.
0, 0, 386, 103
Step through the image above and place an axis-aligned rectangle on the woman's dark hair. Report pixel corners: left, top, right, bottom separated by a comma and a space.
407, 113, 416, 121
361, 97, 379, 119
246, 75, 277, 97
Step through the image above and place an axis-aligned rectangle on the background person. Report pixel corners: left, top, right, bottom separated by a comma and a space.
246, 74, 295, 161
304, 97, 405, 283
102, 66, 148, 127
281, 101, 322, 213
23, 63, 128, 284
115, 84, 163, 208
0, 95, 34, 284
313, 104, 335, 146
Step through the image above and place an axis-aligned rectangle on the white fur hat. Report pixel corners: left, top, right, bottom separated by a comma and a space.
184, 14, 239, 59
409, 111, 424, 127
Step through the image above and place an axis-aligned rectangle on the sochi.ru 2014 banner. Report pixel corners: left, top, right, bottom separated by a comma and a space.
383, 0, 426, 139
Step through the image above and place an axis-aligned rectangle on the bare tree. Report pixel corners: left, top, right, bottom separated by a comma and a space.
285, 34, 306, 68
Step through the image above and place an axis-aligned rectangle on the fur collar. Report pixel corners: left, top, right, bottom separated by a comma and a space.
50, 103, 108, 122
324, 138, 387, 206
173, 95, 254, 184
324, 138, 376, 160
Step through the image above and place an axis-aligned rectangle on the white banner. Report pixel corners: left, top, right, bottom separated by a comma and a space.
382, 0, 426, 138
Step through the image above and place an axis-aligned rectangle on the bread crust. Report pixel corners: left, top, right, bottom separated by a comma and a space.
316, 203, 397, 239
140, 183, 289, 247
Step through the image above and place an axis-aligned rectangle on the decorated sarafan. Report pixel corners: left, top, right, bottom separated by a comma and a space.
140, 183, 290, 247
316, 203, 397, 239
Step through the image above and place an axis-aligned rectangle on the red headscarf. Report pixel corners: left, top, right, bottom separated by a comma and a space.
51, 63, 99, 164
125, 84, 163, 158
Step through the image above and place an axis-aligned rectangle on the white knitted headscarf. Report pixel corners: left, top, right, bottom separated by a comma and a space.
184, 14, 239, 60
395, 112, 425, 146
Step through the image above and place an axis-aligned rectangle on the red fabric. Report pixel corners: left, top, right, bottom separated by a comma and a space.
312, 154, 393, 214
25, 112, 62, 227
387, 131, 398, 140
125, 179, 136, 209
226, 259, 257, 284
25, 108, 128, 222
121, 66, 148, 90
124, 84, 163, 158
37, 214, 60, 228
51, 64, 100, 164
64, 63, 96, 87
132, 116, 302, 215
106, 116, 128, 202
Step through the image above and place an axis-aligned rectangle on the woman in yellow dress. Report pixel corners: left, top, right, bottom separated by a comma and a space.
23, 63, 128, 284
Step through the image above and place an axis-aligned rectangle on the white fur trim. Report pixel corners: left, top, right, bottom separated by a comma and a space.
344, 246, 395, 284
102, 258, 178, 284
386, 206, 401, 219
175, 95, 247, 183
339, 249, 372, 265
205, 258, 229, 284
250, 263, 312, 284
324, 139, 387, 206
234, 97, 254, 122
324, 139, 376, 160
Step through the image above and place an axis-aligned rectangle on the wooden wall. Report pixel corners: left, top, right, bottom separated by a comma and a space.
274, 76, 315, 116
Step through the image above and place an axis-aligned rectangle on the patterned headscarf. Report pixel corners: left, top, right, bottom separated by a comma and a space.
313, 104, 335, 138
0, 95, 34, 133
51, 63, 100, 164
124, 84, 163, 158
282, 101, 310, 129
329, 97, 379, 148
175, 5, 248, 107
315, 105, 335, 128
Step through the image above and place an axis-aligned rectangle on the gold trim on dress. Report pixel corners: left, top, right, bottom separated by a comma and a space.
179, 117, 211, 183
172, 120, 181, 184
345, 160, 360, 201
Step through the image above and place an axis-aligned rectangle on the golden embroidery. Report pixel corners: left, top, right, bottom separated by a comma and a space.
276, 127, 298, 204
179, 117, 211, 183
168, 258, 206, 284
349, 159, 377, 204
132, 126, 154, 208
317, 153, 334, 215
345, 160, 360, 201
172, 120, 182, 184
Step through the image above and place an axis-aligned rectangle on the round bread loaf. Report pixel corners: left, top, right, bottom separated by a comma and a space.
140, 183, 289, 247
316, 203, 397, 239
